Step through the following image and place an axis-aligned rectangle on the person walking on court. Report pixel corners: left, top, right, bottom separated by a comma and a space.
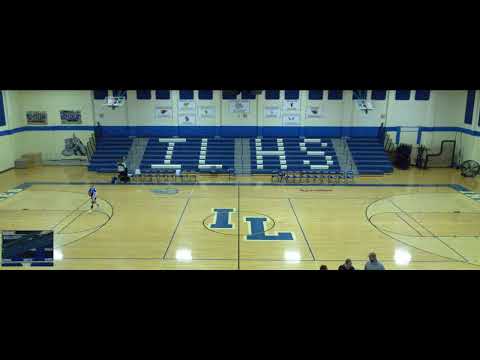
364, 252, 385, 270
338, 258, 355, 270
88, 184, 99, 213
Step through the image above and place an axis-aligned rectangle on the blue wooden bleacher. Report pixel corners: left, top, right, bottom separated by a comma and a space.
347, 138, 393, 175
88, 137, 133, 172
88, 136, 393, 177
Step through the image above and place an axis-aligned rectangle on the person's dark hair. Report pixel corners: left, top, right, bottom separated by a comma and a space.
320, 265, 328, 270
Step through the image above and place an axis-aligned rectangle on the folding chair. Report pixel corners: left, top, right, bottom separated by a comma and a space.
328, 170, 337, 184
142, 170, 151, 184
132, 169, 141, 184
304, 170, 315, 184
345, 170, 354, 184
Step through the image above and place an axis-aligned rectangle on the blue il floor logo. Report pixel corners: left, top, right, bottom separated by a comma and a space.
209, 208, 235, 229
207, 209, 294, 241
244, 217, 294, 241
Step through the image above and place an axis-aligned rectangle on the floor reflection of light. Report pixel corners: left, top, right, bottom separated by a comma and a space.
176, 249, 192, 262
53, 249, 64, 261
394, 249, 412, 265
284, 251, 301, 263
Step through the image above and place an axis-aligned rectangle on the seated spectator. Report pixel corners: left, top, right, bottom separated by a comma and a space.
338, 258, 355, 271
319, 265, 328, 270
364, 252, 385, 270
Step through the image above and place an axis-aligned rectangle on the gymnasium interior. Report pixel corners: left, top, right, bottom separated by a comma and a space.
0, 89, 479, 269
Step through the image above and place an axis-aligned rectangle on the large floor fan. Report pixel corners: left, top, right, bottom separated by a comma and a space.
460, 160, 480, 177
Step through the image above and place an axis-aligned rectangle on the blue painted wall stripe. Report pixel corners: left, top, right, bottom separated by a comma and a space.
464, 90, 475, 125
416, 129, 422, 144
198, 90, 213, 100
1, 124, 480, 139
93, 90, 108, 100
0, 91, 5, 127
136, 90, 152, 100
265, 90, 280, 100
415, 90, 430, 101
395, 90, 411, 100
155, 90, 170, 100
371, 90, 387, 101
179, 90, 194, 100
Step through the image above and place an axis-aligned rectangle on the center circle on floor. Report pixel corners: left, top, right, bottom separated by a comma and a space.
203, 211, 276, 237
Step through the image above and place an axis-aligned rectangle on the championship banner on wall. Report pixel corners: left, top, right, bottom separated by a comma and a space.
306, 105, 323, 119
178, 113, 196, 126
26, 111, 48, 125
178, 100, 196, 112
283, 114, 301, 126
198, 106, 216, 119
264, 106, 281, 119
229, 100, 250, 113
155, 106, 173, 122
60, 110, 82, 124
284, 100, 300, 112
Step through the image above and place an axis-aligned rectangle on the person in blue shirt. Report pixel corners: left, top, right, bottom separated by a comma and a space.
88, 184, 99, 212
364, 252, 385, 270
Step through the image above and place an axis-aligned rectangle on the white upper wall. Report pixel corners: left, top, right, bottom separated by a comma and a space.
19, 90, 94, 126
1, 89, 472, 131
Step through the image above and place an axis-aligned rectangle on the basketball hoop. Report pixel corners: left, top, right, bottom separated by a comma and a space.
103, 96, 125, 110
356, 99, 374, 114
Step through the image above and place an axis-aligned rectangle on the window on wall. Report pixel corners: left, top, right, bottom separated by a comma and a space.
112, 90, 127, 99
308, 90, 323, 100
241, 91, 256, 100
179, 90, 194, 100
155, 90, 170, 100
371, 90, 387, 101
93, 90, 108, 100
395, 90, 411, 100
222, 90, 238, 99
465, 90, 476, 125
415, 90, 430, 101
0, 91, 5, 127
198, 90, 213, 100
265, 90, 280, 100
352, 90, 367, 100
284, 90, 300, 100
328, 90, 343, 100
136, 90, 152, 100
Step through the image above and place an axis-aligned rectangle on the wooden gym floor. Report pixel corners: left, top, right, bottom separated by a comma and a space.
0, 166, 479, 270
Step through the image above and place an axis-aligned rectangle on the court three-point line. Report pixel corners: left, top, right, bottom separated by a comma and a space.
53, 198, 92, 233
389, 199, 469, 262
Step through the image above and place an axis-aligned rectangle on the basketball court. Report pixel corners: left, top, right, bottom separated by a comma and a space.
1, 89, 480, 270
1, 166, 479, 270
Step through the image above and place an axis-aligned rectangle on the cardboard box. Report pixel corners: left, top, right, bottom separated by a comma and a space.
15, 158, 35, 169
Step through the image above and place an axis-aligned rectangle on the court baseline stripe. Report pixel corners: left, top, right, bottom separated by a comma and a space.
16, 181, 471, 189
288, 198, 315, 261
60, 257, 466, 264
162, 197, 191, 259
